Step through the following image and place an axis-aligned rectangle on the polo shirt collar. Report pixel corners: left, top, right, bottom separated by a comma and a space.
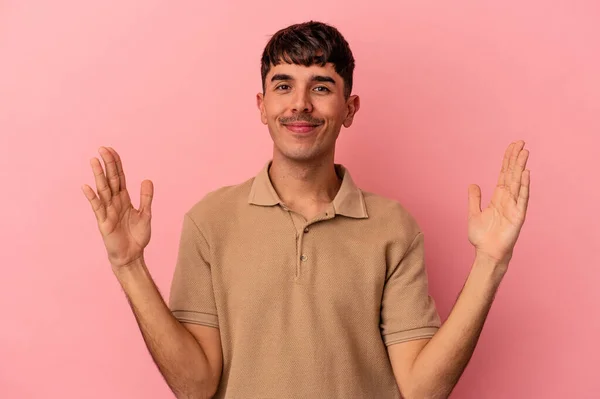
248, 160, 368, 219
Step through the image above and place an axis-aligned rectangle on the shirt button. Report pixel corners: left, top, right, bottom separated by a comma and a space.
300, 254, 308, 262
304, 227, 309, 233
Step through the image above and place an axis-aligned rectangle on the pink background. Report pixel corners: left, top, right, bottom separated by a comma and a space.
1, 1, 599, 398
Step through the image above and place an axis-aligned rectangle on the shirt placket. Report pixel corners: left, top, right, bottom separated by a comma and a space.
289, 204, 336, 284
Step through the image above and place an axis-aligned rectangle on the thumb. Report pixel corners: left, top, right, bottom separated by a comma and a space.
468, 184, 482, 218
139, 179, 154, 217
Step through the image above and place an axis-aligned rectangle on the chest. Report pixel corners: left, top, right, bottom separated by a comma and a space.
210, 212, 388, 322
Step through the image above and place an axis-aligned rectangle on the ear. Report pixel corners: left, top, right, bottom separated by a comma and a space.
256, 92, 268, 125
342, 95, 360, 128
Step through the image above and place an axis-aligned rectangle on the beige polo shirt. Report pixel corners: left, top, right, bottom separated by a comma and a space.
168, 161, 441, 399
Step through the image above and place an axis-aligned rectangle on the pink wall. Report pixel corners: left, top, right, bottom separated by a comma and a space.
1, 1, 598, 398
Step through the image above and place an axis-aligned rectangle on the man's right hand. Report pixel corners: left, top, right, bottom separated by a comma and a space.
82, 147, 154, 270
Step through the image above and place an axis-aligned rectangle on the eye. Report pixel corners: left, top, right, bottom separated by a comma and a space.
275, 84, 291, 91
314, 86, 330, 93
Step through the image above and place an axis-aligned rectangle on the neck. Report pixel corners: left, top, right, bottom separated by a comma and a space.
268, 152, 342, 208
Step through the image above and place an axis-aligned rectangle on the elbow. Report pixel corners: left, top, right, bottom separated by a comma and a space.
402, 369, 456, 399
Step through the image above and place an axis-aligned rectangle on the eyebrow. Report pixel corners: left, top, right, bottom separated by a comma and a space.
270, 74, 336, 85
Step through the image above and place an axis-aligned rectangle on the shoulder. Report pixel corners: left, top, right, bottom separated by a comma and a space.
184, 177, 255, 227
361, 189, 422, 241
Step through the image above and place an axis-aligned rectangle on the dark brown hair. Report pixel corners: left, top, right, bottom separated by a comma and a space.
260, 21, 355, 99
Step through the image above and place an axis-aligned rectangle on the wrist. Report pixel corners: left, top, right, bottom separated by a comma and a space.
473, 251, 509, 283
112, 255, 146, 279
475, 250, 511, 268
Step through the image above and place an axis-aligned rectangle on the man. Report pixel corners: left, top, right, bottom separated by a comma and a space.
82, 21, 530, 399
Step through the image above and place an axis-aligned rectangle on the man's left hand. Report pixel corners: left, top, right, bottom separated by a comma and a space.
467, 140, 531, 267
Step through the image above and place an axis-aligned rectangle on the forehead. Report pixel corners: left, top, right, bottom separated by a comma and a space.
266, 62, 342, 82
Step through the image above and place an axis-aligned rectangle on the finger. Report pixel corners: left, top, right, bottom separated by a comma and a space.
492, 142, 514, 206
139, 179, 154, 217
497, 142, 514, 188
468, 184, 482, 219
507, 140, 525, 200
99, 147, 120, 197
91, 157, 111, 205
82, 183, 107, 222
517, 169, 530, 214
107, 147, 126, 191
509, 148, 529, 201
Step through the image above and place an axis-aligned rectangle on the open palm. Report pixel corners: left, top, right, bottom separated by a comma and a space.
468, 141, 530, 265
82, 147, 154, 268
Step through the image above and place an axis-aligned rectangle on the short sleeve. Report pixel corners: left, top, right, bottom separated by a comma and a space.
380, 232, 440, 346
168, 213, 219, 328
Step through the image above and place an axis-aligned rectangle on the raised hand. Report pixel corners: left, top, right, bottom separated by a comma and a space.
467, 140, 531, 266
82, 147, 154, 270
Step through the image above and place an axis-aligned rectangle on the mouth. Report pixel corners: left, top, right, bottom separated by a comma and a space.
282, 122, 321, 134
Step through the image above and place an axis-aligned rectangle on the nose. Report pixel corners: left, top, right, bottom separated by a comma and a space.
291, 88, 313, 113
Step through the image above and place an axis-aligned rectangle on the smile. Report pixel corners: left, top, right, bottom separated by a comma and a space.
283, 123, 321, 134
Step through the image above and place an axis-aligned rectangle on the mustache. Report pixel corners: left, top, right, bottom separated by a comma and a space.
279, 115, 324, 125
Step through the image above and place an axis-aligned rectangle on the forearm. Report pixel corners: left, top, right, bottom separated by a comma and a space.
408, 254, 507, 398
114, 257, 215, 399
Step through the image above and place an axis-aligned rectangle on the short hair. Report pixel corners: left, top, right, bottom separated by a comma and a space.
260, 21, 355, 99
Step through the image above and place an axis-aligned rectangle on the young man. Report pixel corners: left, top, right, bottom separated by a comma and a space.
82, 21, 530, 399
